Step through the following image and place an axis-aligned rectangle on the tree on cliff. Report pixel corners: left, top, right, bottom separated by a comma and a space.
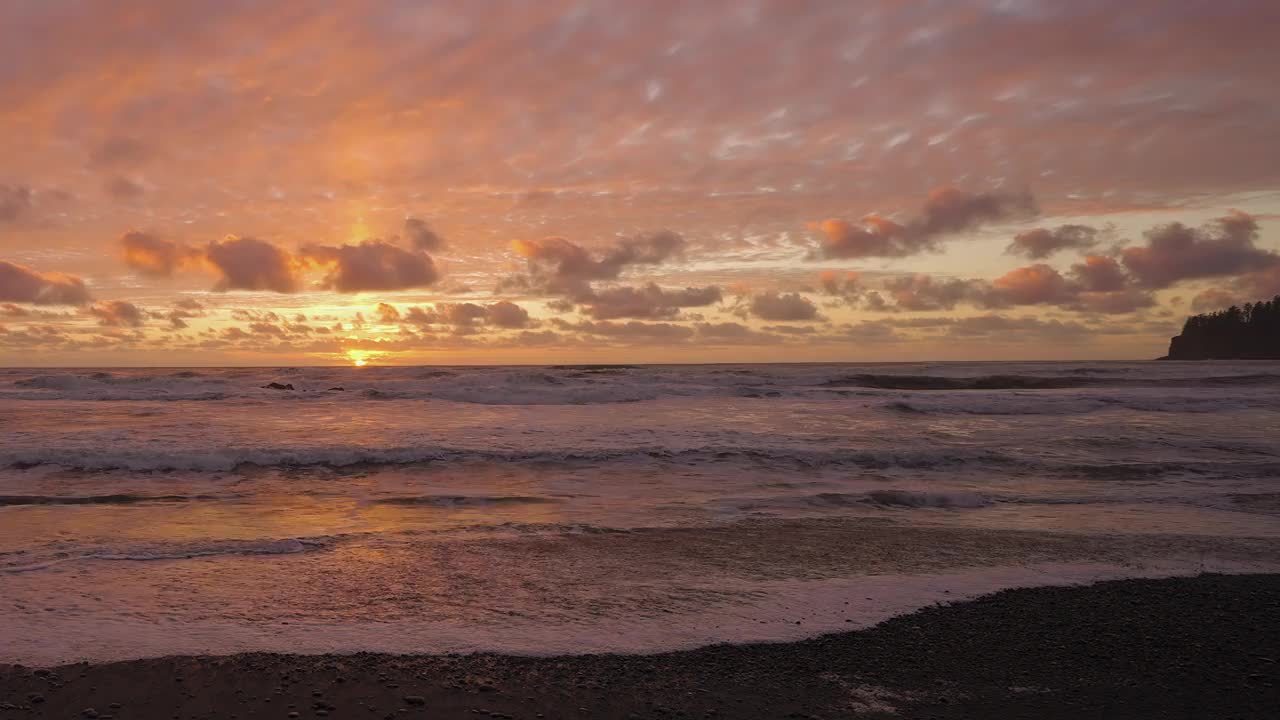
1167, 295, 1280, 359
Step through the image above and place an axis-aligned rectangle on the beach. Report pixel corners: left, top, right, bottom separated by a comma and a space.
2, 362, 1280, 715
5, 1, 1280, 714
3, 574, 1278, 719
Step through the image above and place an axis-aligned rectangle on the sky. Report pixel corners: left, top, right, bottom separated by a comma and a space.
2, 0, 1279, 366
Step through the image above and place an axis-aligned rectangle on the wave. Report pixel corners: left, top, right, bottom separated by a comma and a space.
875, 394, 1264, 415
0, 536, 337, 574
0, 493, 225, 506
827, 372, 1280, 391
7, 366, 1280, 405
0, 445, 1025, 472
5, 444, 1276, 477
862, 489, 993, 508
731, 489, 993, 511
1224, 492, 1280, 516
374, 494, 560, 507
824, 373, 1097, 390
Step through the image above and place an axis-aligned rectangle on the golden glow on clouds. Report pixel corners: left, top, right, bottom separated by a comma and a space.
1, 1, 1279, 365
346, 349, 374, 367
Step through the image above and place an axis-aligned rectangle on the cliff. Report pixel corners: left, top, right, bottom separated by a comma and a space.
1162, 294, 1280, 360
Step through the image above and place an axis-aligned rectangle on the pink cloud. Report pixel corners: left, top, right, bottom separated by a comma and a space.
1122, 211, 1277, 288
206, 236, 300, 293
0, 260, 91, 305
302, 239, 439, 293
810, 188, 1036, 259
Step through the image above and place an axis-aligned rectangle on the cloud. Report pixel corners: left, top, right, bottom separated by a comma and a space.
1187, 264, 1280, 313
579, 282, 722, 319
161, 299, 205, 329
375, 302, 401, 324
818, 271, 862, 300
1242, 265, 1280, 298
944, 315, 1089, 341
403, 218, 444, 251
842, 321, 900, 342
1071, 287, 1156, 314
1, 303, 72, 320
230, 309, 281, 322
121, 228, 438, 294
206, 236, 300, 293
553, 319, 695, 341
302, 239, 440, 293
1070, 255, 1128, 292
694, 321, 762, 341
980, 261, 1153, 314
872, 257, 1153, 316
104, 175, 145, 200
510, 231, 685, 296
810, 187, 1037, 259
88, 137, 153, 169
1191, 288, 1244, 313
988, 264, 1076, 305
1121, 211, 1277, 288
0, 260, 92, 305
1006, 225, 1099, 259
749, 291, 819, 321
884, 275, 980, 311
120, 231, 201, 277
400, 301, 531, 330
0, 184, 32, 222
485, 300, 532, 328
88, 300, 145, 327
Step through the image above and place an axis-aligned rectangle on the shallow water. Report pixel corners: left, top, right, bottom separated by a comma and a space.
2, 361, 1279, 663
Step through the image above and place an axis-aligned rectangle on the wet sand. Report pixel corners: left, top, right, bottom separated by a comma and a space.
2, 573, 1277, 719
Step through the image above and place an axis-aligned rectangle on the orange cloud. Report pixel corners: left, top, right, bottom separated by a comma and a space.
0, 260, 92, 305
120, 231, 201, 277
301, 239, 439, 293
810, 188, 1037, 259
87, 300, 145, 327
202, 236, 301, 293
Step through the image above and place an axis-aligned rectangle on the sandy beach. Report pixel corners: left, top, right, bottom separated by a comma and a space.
3, 573, 1277, 719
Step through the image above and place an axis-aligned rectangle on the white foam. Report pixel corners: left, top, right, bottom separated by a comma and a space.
3, 559, 1275, 666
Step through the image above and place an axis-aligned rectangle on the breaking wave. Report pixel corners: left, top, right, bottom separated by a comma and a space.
0, 536, 339, 574
5, 365, 1280, 405
0, 445, 1025, 473
730, 489, 994, 512
0, 493, 226, 506
829, 372, 1280, 391
374, 494, 561, 507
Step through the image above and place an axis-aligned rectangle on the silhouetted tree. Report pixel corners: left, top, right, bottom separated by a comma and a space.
1167, 295, 1280, 359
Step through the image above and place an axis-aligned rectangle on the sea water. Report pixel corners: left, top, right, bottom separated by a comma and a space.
2, 362, 1279, 664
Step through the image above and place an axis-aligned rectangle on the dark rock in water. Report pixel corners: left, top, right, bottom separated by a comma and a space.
327, 387, 345, 391
262, 382, 295, 390
1163, 294, 1280, 359
403, 695, 425, 706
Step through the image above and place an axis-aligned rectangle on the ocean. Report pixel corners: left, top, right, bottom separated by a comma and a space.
2, 361, 1279, 665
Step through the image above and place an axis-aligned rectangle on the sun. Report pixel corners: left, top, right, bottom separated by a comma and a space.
345, 349, 374, 367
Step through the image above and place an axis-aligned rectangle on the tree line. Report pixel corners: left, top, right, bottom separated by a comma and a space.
1167, 295, 1280, 359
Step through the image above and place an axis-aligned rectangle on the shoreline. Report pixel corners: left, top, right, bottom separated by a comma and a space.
3, 573, 1277, 719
